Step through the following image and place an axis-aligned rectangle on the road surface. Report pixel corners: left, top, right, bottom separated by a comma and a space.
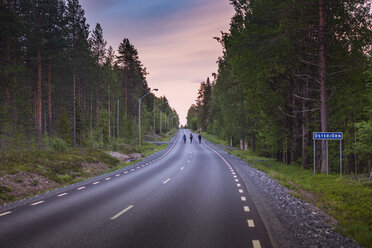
0, 129, 272, 248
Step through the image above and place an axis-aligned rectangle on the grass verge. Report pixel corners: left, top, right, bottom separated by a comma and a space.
0, 139, 171, 206
203, 133, 372, 248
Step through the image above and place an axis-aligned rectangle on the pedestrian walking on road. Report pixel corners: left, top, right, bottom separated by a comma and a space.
189, 133, 193, 143
198, 134, 202, 144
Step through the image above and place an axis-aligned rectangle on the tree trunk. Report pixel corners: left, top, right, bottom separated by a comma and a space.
240, 139, 243, 150
48, 60, 53, 136
229, 136, 233, 147
108, 82, 111, 139
36, 48, 42, 149
244, 138, 248, 151
319, 0, 328, 174
251, 133, 256, 152
301, 83, 309, 168
117, 99, 119, 138
124, 72, 128, 115
73, 71, 76, 147
90, 89, 93, 131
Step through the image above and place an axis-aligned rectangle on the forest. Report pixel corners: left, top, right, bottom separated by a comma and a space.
0, 0, 179, 152
187, 0, 372, 174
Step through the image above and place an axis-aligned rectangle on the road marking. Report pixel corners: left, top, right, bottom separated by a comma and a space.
105, 177, 111, 181
124, 171, 128, 174
237, 183, 241, 187
244, 206, 250, 212
163, 178, 171, 184
241, 197, 246, 201
111, 205, 134, 220
181, 167, 184, 170
187, 160, 190, 163
77, 186, 85, 190
115, 174, 120, 177
239, 189, 243, 193
58, 193, 68, 197
232, 172, 236, 175
233, 175, 237, 178
93, 181, 100, 185
235, 179, 239, 182
0, 211, 11, 217
137, 166, 140, 169
247, 219, 255, 227
252, 240, 261, 248
130, 169, 135, 171
31, 201, 44, 206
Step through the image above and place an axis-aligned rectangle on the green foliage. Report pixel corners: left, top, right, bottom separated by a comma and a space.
188, 0, 372, 172
48, 136, 69, 152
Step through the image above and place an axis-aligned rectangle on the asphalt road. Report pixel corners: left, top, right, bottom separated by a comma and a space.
0, 129, 272, 248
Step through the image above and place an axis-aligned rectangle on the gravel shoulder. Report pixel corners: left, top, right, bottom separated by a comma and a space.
204, 139, 359, 248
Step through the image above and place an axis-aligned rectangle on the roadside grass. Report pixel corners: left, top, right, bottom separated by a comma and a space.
0, 137, 172, 205
204, 135, 372, 248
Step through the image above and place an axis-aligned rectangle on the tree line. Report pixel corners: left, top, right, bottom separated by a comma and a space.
0, 0, 179, 151
187, 0, 372, 174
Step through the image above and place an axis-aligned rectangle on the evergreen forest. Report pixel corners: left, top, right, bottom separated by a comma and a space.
187, 0, 372, 175
0, 0, 179, 151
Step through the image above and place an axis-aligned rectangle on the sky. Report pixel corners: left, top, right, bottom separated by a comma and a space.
79, 0, 235, 125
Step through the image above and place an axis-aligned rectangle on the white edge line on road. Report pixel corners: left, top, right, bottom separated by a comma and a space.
105, 177, 111, 180
110, 205, 134, 220
58, 193, 68, 197
124, 171, 128, 174
252, 240, 261, 248
93, 181, 100, 184
115, 174, 120, 177
77, 186, 85, 190
244, 206, 250, 212
247, 219, 255, 227
163, 178, 171, 184
31, 201, 44, 206
0, 211, 11, 217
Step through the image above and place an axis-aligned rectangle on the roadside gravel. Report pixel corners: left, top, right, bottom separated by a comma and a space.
204, 139, 359, 248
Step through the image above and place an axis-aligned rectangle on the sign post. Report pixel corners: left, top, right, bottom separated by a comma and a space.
312, 132, 343, 176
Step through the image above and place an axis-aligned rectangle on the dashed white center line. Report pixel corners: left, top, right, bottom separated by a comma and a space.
111, 205, 134, 220
244, 206, 250, 212
235, 179, 239, 182
105, 177, 111, 180
31, 201, 44, 206
136, 166, 140, 169
247, 219, 255, 227
252, 240, 261, 248
181, 167, 184, 170
163, 178, 171, 184
77, 186, 85, 190
233, 175, 237, 178
124, 171, 128, 174
239, 189, 243, 193
130, 169, 135, 171
0, 211, 11, 217
58, 193, 68, 197
115, 174, 120, 177
237, 183, 241, 187
241, 196, 246, 201
93, 181, 100, 185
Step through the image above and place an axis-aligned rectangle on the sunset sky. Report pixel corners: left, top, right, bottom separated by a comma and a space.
79, 0, 235, 125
